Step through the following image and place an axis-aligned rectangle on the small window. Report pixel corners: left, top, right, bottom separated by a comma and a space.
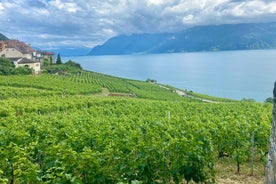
24, 65, 29, 68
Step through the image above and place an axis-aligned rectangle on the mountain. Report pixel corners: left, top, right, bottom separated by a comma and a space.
0, 33, 8, 40
89, 22, 276, 55
48, 46, 91, 57
89, 33, 171, 55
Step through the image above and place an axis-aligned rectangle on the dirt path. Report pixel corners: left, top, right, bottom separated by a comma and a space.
174, 89, 219, 103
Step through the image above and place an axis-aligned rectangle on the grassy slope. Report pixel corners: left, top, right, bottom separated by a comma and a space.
0, 71, 271, 183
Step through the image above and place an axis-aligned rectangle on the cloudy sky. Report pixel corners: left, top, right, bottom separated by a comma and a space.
0, 0, 276, 50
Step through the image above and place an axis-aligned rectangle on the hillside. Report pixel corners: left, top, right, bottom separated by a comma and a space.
89, 22, 276, 55
0, 33, 8, 40
49, 46, 91, 57
0, 71, 272, 183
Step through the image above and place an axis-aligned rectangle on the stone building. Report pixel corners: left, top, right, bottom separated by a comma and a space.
32, 50, 55, 65
14, 58, 41, 74
0, 39, 55, 74
0, 39, 34, 59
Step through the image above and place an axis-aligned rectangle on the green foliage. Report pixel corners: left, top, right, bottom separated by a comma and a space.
0, 57, 14, 75
265, 97, 273, 103
241, 98, 256, 102
0, 71, 272, 183
0, 57, 14, 68
43, 58, 50, 66
43, 60, 83, 75
0, 58, 32, 75
186, 90, 237, 102
13, 67, 33, 75
65, 60, 82, 70
56, 53, 62, 64
0, 74, 102, 96
146, 78, 157, 83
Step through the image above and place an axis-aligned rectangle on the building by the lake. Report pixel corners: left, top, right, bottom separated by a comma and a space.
0, 39, 54, 74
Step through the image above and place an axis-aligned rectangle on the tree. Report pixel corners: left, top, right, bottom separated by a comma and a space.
56, 53, 62, 64
0, 57, 14, 68
0, 58, 14, 75
13, 67, 32, 75
0, 58, 32, 75
43, 58, 50, 67
65, 60, 82, 70
265, 97, 273, 103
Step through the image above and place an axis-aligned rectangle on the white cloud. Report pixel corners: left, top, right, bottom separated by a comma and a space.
102, 28, 116, 36
2, 1, 17, 8
0, 0, 276, 50
34, 8, 50, 16
0, 3, 4, 17
0, 3, 4, 11
49, 0, 80, 13
218, 0, 276, 17
182, 14, 194, 24
147, 0, 166, 5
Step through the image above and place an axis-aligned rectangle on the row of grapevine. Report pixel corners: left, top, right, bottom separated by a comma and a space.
0, 72, 187, 101
0, 74, 102, 95
0, 93, 272, 183
0, 86, 58, 99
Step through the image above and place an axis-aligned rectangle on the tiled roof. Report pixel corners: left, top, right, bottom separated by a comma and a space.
42, 51, 54, 55
9, 57, 22, 62
4, 40, 34, 54
17, 57, 38, 64
35, 50, 54, 55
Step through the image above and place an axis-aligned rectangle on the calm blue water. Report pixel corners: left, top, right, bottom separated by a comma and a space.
64, 50, 276, 102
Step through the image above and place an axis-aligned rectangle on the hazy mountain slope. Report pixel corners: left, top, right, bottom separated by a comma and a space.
90, 33, 171, 55
0, 33, 8, 40
89, 22, 276, 55
49, 46, 91, 57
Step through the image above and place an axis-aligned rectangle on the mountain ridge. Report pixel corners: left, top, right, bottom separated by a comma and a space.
89, 22, 276, 55
0, 33, 8, 41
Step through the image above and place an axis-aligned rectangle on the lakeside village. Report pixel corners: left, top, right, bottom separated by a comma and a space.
0, 39, 54, 74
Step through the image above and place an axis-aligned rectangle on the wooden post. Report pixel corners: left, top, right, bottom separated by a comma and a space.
251, 131, 254, 176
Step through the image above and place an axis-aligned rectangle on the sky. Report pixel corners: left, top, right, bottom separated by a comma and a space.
1, 0, 276, 51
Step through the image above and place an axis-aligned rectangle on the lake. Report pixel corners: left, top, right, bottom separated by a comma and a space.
64, 50, 276, 102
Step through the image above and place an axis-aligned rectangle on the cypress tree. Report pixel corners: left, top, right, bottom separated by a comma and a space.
56, 53, 62, 64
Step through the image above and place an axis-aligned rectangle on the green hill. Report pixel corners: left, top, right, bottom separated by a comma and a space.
0, 33, 8, 40
0, 71, 272, 183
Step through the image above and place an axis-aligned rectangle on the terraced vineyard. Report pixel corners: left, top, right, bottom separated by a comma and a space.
0, 71, 272, 183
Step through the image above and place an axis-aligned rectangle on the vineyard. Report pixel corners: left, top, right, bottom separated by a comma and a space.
0, 71, 272, 183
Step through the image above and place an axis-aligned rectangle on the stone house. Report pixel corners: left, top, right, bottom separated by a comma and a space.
14, 58, 41, 74
0, 39, 33, 59
32, 51, 55, 65
0, 39, 44, 74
